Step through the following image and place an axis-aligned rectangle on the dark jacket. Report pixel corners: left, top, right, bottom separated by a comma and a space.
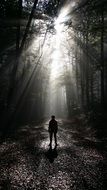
49, 119, 58, 133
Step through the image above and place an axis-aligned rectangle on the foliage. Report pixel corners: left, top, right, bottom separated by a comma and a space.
0, 0, 19, 18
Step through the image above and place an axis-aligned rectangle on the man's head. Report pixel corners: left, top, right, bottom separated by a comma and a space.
51, 115, 55, 119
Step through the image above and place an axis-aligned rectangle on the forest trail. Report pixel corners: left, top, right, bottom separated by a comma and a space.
0, 119, 107, 190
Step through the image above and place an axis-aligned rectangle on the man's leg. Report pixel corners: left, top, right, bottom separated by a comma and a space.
54, 132, 57, 145
49, 132, 53, 145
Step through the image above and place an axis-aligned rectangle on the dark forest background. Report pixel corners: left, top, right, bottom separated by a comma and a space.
0, 0, 107, 135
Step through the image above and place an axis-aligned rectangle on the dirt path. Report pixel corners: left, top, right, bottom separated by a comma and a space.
0, 119, 107, 189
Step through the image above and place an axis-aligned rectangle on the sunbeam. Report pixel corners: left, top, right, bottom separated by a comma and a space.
44, 3, 76, 118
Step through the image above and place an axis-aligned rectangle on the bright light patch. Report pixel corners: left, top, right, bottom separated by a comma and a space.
45, 5, 72, 117
25, 1, 76, 118
54, 1, 76, 29
50, 49, 62, 79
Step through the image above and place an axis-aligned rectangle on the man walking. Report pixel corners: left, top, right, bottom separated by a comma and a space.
48, 115, 58, 147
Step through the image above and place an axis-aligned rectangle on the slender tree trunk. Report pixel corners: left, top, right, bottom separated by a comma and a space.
90, 68, 94, 108
16, 0, 22, 51
100, 5, 105, 107
80, 34, 85, 109
20, 0, 38, 51
85, 22, 90, 109
7, 0, 22, 105
14, 0, 22, 76
75, 32, 80, 103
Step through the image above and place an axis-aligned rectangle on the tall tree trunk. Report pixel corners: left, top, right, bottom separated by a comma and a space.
100, 5, 105, 107
7, 0, 22, 105
75, 32, 80, 103
90, 68, 94, 108
85, 22, 90, 109
16, 0, 22, 51
80, 34, 85, 109
20, 0, 38, 51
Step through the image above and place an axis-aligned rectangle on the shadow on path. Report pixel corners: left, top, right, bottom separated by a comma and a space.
45, 146, 58, 163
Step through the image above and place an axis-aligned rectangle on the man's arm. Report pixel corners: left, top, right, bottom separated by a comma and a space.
48, 121, 51, 132
56, 121, 58, 133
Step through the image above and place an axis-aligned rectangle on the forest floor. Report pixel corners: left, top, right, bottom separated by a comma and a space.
0, 118, 107, 190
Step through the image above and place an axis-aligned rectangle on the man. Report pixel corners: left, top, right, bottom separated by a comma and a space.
48, 115, 58, 147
